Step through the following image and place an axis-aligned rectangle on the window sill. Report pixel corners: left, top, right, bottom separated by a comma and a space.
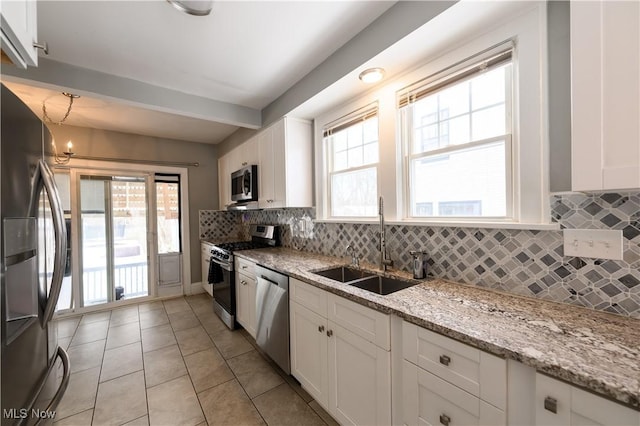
315, 218, 561, 231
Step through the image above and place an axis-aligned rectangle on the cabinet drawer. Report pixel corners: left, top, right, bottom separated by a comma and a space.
403, 360, 505, 426
235, 257, 256, 276
403, 321, 506, 410
201, 242, 214, 255
328, 293, 390, 350
290, 278, 327, 317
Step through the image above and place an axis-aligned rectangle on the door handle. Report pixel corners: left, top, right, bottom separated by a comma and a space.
38, 160, 67, 327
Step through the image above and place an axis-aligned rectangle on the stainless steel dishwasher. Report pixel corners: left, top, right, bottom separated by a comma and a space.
255, 264, 290, 374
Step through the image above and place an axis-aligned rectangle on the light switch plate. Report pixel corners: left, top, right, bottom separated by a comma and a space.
563, 229, 623, 260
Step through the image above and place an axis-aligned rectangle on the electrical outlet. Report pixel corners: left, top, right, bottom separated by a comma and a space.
563, 229, 623, 260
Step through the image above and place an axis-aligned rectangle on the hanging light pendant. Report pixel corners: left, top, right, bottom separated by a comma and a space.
167, 0, 213, 16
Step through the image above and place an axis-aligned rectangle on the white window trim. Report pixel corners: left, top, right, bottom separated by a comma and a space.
314, 3, 552, 227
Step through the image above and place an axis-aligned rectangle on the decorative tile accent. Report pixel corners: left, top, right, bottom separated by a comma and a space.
199, 192, 640, 318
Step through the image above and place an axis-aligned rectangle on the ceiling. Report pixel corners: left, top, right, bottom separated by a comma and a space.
3, 0, 396, 144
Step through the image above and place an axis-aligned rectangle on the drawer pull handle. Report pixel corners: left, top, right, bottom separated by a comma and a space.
241, 280, 247, 286
326, 329, 333, 337
318, 325, 325, 333
242, 265, 248, 269
544, 396, 557, 414
439, 355, 451, 366
439, 414, 451, 426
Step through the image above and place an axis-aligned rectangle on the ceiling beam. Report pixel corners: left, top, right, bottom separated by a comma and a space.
2, 58, 262, 129
261, 0, 457, 126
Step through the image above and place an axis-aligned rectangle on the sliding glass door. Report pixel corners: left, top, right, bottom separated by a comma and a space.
78, 173, 150, 307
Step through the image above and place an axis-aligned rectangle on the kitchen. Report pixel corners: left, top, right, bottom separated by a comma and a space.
1, 1, 639, 425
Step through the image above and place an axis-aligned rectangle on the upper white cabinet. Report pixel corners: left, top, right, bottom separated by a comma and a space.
1, 0, 40, 68
217, 116, 312, 210
571, 1, 640, 191
535, 373, 639, 426
258, 117, 312, 209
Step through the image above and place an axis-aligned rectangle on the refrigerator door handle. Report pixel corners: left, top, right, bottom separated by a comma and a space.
39, 160, 67, 327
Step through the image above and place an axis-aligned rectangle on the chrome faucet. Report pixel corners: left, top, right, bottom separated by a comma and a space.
378, 196, 393, 272
345, 244, 359, 267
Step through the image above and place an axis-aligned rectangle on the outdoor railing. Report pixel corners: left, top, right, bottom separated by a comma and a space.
83, 261, 148, 305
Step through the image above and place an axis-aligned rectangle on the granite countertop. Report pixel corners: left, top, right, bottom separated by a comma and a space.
235, 247, 640, 409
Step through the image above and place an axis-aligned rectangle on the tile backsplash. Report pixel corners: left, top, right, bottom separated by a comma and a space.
200, 193, 640, 318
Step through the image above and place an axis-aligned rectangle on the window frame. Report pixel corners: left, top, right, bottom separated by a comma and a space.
399, 46, 515, 221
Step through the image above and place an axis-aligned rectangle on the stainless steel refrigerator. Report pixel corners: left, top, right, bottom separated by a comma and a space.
1, 84, 70, 425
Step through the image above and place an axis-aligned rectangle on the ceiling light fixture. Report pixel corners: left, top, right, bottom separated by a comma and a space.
358, 68, 385, 84
167, 0, 213, 16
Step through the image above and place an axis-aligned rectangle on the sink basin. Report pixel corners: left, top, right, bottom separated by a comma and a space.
313, 266, 374, 283
348, 275, 416, 295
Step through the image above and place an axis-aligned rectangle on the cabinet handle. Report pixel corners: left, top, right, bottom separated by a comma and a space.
241, 280, 247, 286
439, 414, 451, 426
242, 265, 248, 269
544, 396, 558, 414
326, 329, 333, 337
318, 325, 325, 333
242, 162, 248, 166
439, 355, 451, 366
33, 41, 49, 55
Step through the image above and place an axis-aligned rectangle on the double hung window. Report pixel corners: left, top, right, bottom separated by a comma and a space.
400, 45, 513, 219
324, 105, 379, 217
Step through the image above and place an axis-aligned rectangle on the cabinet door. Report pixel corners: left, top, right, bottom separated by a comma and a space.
1, 0, 39, 68
239, 135, 258, 168
235, 271, 248, 328
290, 300, 328, 407
328, 321, 391, 426
270, 119, 286, 208
218, 154, 230, 209
245, 274, 257, 338
258, 128, 276, 208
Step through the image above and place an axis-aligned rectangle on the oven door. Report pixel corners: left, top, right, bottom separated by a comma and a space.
210, 258, 235, 315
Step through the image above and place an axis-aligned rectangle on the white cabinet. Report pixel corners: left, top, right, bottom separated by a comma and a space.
201, 242, 214, 296
289, 278, 391, 425
402, 321, 506, 426
217, 152, 231, 209
234, 257, 257, 338
571, 1, 640, 191
257, 117, 312, 209
535, 373, 639, 426
1, 0, 40, 68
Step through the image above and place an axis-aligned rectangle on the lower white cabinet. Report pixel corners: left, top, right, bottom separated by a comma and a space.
235, 258, 257, 338
289, 278, 391, 425
535, 373, 640, 426
201, 242, 214, 296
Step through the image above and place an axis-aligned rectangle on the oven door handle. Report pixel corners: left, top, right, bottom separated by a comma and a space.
210, 257, 233, 272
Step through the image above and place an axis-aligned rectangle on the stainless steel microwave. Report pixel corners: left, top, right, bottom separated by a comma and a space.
231, 165, 258, 202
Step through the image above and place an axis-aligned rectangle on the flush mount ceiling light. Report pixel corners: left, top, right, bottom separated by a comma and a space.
358, 68, 385, 84
167, 0, 213, 16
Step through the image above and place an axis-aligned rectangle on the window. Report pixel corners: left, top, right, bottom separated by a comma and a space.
400, 45, 512, 219
155, 174, 181, 253
324, 105, 379, 217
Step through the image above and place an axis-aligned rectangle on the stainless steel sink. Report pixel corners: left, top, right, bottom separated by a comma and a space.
313, 266, 374, 283
348, 275, 416, 295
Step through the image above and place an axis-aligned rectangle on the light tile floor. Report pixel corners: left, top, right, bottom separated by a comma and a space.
53, 294, 339, 426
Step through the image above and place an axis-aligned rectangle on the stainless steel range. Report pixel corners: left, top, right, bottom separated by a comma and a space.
208, 225, 279, 329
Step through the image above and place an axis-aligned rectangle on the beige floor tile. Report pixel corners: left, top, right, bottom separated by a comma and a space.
227, 350, 284, 398
197, 311, 228, 336
101, 341, 143, 382
198, 379, 265, 426
105, 321, 141, 350
168, 310, 200, 332
123, 415, 149, 425
109, 306, 140, 327
67, 339, 105, 373
141, 324, 176, 352
93, 371, 147, 426
209, 328, 253, 359
53, 408, 93, 425
138, 301, 165, 313
185, 296, 212, 315
183, 348, 234, 393
56, 317, 80, 338
139, 309, 169, 330
174, 326, 214, 356
70, 321, 109, 347
279, 368, 314, 403
55, 367, 100, 420
309, 400, 339, 426
143, 344, 187, 388
79, 311, 111, 325
162, 297, 191, 314
253, 383, 326, 426
147, 376, 204, 426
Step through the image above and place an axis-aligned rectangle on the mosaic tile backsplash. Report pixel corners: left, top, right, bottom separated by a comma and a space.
200, 192, 640, 318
